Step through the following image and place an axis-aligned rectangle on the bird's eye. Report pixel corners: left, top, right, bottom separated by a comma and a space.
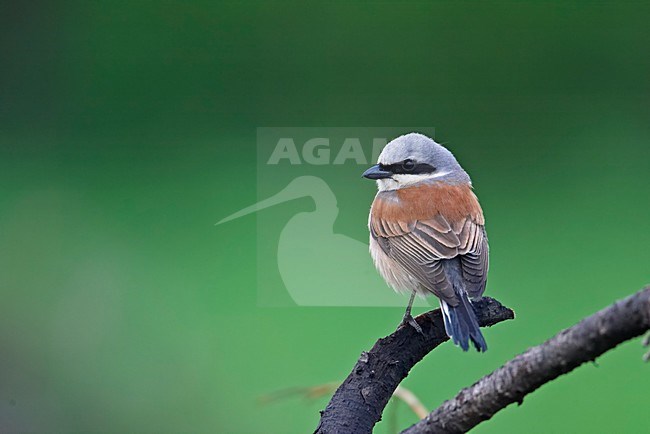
402, 159, 415, 171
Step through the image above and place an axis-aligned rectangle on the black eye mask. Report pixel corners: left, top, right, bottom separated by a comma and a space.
379, 159, 436, 175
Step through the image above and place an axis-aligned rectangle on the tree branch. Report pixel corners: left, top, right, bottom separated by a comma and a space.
402, 286, 650, 434
313, 297, 515, 434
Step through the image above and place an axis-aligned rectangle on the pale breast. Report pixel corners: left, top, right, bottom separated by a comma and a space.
369, 234, 428, 296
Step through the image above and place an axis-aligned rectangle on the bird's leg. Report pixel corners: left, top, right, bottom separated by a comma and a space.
403, 290, 416, 318
401, 290, 424, 335
643, 332, 650, 362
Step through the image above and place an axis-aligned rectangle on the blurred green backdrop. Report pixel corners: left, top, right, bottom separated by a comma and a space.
1, 1, 649, 433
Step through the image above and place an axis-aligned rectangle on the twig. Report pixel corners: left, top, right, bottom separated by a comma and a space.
259, 382, 340, 404
394, 386, 428, 419
401, 286, 650, 434
313, 297, 515, 434
261, 383, 428, 419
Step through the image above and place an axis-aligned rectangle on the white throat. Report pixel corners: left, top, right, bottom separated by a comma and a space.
376, 170, 452, 192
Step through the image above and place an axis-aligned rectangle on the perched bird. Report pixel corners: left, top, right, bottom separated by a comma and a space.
362, 133, 489, 351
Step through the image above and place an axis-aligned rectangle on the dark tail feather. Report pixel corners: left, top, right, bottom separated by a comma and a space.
441, 293, 487, 352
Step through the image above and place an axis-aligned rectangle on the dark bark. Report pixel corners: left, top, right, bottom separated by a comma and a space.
401, 286, 650, 434
313, 297, 515, 434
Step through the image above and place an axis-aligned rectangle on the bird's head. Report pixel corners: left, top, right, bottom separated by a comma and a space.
362, 132, 471, 191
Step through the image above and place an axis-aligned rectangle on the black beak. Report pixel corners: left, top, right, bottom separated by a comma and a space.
362, 164, 393, 180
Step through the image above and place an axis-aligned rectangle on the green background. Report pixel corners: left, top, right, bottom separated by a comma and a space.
1, 1, 649, 433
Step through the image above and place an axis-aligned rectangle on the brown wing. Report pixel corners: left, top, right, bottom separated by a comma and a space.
371, 213, 487, 305
369, 184, 488, 305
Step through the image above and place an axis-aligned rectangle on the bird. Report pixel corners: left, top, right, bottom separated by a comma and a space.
362, 133, 489, 351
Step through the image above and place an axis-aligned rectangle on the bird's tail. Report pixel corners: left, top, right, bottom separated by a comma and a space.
440, 292, 487, 352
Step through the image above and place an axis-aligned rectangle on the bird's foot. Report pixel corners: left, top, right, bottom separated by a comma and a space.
401, 313, 424, 335
642, 332, 650, 362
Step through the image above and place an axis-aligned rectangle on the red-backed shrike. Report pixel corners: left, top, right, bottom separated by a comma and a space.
363, 133, 489, 352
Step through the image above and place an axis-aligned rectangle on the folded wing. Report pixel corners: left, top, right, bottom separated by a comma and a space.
370, 206, 488, 306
